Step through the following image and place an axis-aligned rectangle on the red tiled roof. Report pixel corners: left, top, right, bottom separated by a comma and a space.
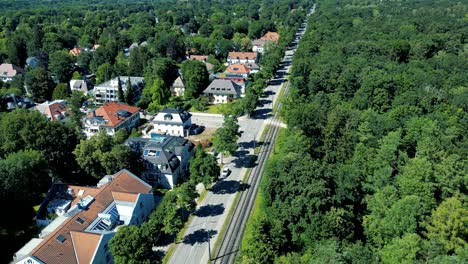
226, 63, 250, 75
260, 31, 280, 42
31, 170, 152, 264
112, 191, 139, 203
89, 102, 140, 127
228, 52, 257, 60
70, 231, 101, 264
189, 55, 208, 62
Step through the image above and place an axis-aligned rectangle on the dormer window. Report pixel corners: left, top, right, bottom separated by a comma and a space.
164, 114, 173, 121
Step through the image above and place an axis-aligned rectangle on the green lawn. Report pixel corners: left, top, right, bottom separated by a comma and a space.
190, 104, 225, 114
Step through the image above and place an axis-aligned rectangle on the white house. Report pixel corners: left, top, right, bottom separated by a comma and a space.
14, 169, 155, 264
69, 79, 89, 95
227, 52, 258, 65
170, 76, 186, 97
148, 107, 192, 137
0, 63, 24, 82
94, 76, 144, 103
252, 31, 280, 53
83, 102, 140, 138
126, 135, 195, 189
203, 79, 241, 104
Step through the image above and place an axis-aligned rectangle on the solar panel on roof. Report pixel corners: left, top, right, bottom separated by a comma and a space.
76, 217, 85, 224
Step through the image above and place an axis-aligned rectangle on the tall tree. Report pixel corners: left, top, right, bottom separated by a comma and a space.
181, 60, 209, 99
125, 77, 135, 105
117, 76, 124, 102
25, 67, 55, 102
189, 144, 219, 187
73, 133, 143, 178
212, 115, 239, 163
52, 83, 70, 100
49, 50, 75, 83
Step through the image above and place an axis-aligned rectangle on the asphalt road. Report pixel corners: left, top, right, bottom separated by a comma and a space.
167, 6, 314, 264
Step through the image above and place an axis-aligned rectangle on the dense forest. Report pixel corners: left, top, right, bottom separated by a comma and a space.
242, 0, 468, 263
0, 0, 313, 262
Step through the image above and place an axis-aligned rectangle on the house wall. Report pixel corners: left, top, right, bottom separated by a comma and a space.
91, 233, 114, 264
227, 58, 256, 64
210, 94, 231, 104
170, 86, 185, 96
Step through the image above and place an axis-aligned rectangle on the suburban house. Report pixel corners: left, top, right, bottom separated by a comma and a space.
252, 31, 280, 53
83, 102, 140, 138
225, 63, 250, 79
170, 76, 186, 97
126, 135, 195, 189
94, 76, 144, 104
189, 55, 208, 62
2, 94, 35, 111
227, 52, 258, 65
13, 169, 155, 264
189, 55, 215, 73
146, 107, 192, 137
69, 80, 90, 95
0, 63, 24, 82
34, 100, 70, 121
244, 62, 260, 74
203, 79, 241, 104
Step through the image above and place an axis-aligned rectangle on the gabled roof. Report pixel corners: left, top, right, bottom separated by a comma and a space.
171, 76, 185, 88
89, 102, 140, 127
30, 170, 152, 264
0, 63, 24, 77
226, 63, 250, 75
261, 31, 280, 42
203, 79, 241, 95
227, 52, 257, 61
70, 231, 101, 264
112, 191, 139, 203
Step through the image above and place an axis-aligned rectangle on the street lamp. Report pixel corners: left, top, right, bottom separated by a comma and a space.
207, 230, 211, 261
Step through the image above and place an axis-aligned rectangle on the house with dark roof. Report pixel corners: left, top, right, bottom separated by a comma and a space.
13, 169, 155, 264
147, 107, 192, 137
69, 80, 90, 95
0, 63, 24, 82
126, 135, 195, 189
83, 102, 140, 138
34, 100, 70, 121
170, 76, 186, 97
203, 79, 241, 104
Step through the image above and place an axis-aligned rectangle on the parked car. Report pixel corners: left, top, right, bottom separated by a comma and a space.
191, 124, 205, 135
221, 167, 231, 178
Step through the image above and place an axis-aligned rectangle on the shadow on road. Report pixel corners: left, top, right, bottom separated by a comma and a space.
183, 229, 217, 245
210, 180, 240, 194
194, 204, 225, 217
252, 108, 272, 120
232, 153, 257, 168
238, 140, 258, 149
263, 90, 276, 97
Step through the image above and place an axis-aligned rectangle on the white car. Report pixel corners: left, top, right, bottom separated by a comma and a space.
221, 167, 231, 178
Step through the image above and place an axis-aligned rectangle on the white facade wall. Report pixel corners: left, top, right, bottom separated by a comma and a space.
212, 94, 230, 104
153, 123, 185, 137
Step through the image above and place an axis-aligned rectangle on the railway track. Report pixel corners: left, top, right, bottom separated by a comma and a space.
212, 6, 315, 261
212, 76, 292, 264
